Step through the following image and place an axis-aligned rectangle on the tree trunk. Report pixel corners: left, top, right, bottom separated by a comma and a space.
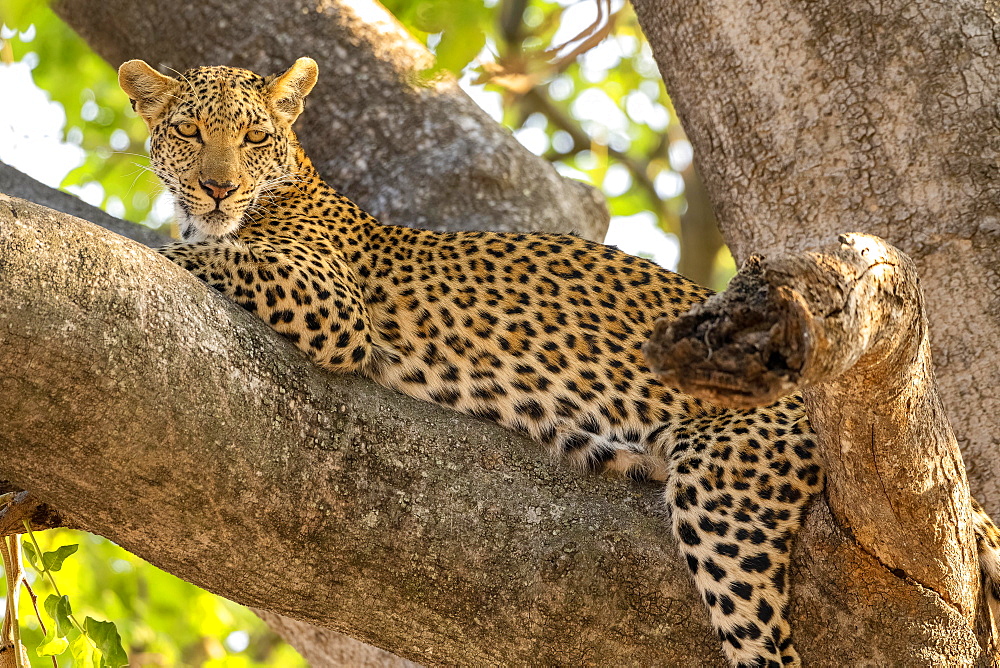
632, 0, 1000, 512
51, 0, 608, 242
676, 162, 725, 288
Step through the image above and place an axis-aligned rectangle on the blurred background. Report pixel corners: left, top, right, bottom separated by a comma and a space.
0, 0, 733, 664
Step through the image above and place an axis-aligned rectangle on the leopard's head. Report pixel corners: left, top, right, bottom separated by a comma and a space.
118, 58, 317, 240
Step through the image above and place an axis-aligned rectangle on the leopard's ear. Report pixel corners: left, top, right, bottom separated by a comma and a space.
118, 60, 179, 125
265, 57, 318, 126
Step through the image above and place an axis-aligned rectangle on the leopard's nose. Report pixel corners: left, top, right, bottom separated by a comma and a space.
200, 179, 239, 201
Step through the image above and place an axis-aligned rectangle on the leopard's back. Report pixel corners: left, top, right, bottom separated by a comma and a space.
362, 225, 713, 477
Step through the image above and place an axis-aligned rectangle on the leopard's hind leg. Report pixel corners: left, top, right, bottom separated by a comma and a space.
661, 400, 821, 668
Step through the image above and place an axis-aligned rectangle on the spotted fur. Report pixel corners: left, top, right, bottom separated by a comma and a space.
119, 57, 1000, 667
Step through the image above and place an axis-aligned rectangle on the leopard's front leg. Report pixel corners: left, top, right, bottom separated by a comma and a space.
160, 238, 384, 373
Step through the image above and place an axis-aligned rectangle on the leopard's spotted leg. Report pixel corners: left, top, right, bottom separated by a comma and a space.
160, 238, 391, 373
663, 400, 821, 668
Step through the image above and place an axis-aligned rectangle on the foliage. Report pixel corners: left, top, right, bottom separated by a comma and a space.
0, 0, 161, 226
8, 529, 306, 667
384, 0, 491, 76
386, 0, 699, 257
21, 526, 127, 667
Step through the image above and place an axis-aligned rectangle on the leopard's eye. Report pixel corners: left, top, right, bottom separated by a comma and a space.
245, 129, 268, 144
176, 122, 200, 138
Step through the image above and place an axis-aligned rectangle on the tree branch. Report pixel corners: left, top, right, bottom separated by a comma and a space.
0, 159, 417, 666
644, 234, 979, 620
0, 192, 730, 665
0, 172, 990, 663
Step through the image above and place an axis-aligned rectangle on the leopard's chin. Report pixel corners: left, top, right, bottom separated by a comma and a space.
178, 207, 244, 241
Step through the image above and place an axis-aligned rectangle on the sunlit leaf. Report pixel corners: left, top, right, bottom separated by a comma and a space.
434, 25, 486, 75
85, 617, 128, 668
70, 633, 99, 668
42, 543, 79, 572
37, 621, 70, 657
43, 594, 74, 636
21, 538, 38, 570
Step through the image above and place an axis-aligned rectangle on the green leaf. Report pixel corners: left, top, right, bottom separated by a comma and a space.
21, 539, 38, 570
434, 26, 486, 75
84, 617, 128, 668
70, 633, 99, 668
37, 603, 70, 658
37, 633, 70, 657
406, 0, 493, 75
42, 543, 79, 572
43, 594, 74, 637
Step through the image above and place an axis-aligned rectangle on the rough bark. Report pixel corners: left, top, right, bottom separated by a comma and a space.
51, 0, 608, 242
632, 0, 1000, 512
0, 171, 990, 664
644, 234, 979, 624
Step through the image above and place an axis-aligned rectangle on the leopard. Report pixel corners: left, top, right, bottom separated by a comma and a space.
118, 56, 1000, 667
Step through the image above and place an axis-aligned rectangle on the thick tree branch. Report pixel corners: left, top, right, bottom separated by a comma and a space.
0, 177, 990, 663
51, 0, 608, 242
0, 162, 154, 540
0, 159, 415, 666
644, 234, 979, 620
0, 193, 729, 665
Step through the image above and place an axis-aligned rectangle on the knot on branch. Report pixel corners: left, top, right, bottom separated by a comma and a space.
642, 253, 807, 407
642, 233, 921, 408
0, 485, 67, 538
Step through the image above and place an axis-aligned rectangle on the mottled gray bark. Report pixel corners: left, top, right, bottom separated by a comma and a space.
632, 0, 1000, 513
644, 235, 980, 626
51, 0, 608, 242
